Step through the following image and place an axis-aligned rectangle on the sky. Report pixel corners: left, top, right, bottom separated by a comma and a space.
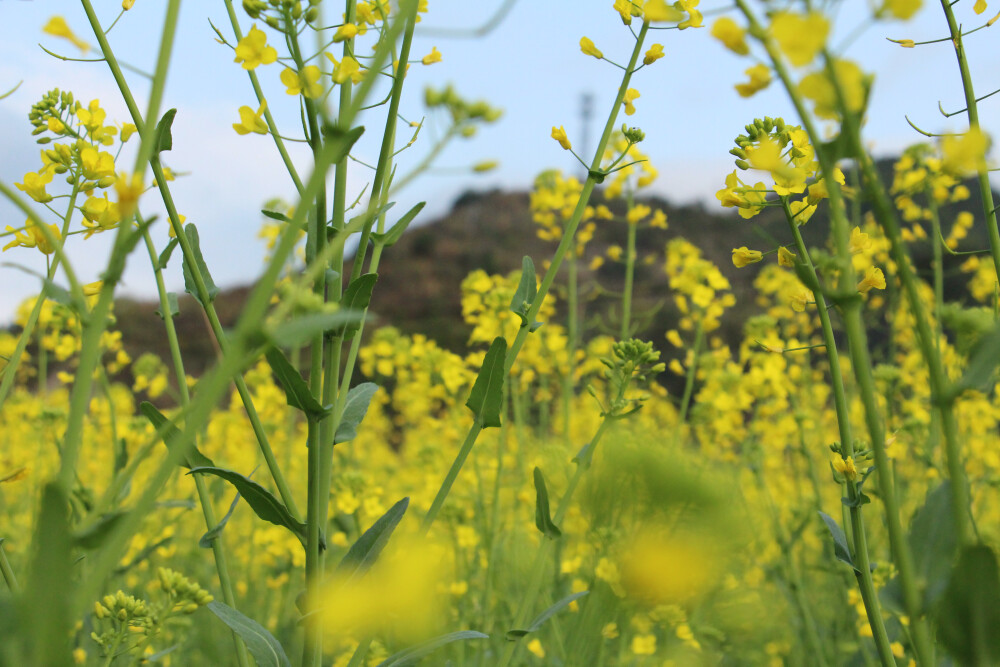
0, 0, 997, 324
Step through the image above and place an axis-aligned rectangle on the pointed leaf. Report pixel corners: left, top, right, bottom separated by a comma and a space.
371, 201, 425, 248
333, 274, 378, 340
207, 601, 291, 667
157, 237, 179, 270
140, 401, 214, 468
321, 124, 365, 164
269, 310, 366, 347
509, 256, 537, 326
377, 630, 488, 667
153, 108, 177, 154
909, 481, 958, 608
181, 224, 219, 306
506, 591, 589, 640
466, 336, 507, 428
24, 483, 73, 665
952, 322, 1000, 396
337, 497, 408, 579
199, 491, 241, 548
188, 467, 309, 548
818, 511, 855, 569
936, 545, 1000, 666
261, 209, 291, 223
533, 467, 561, 539
334, 383, 379, 444
264, 347, 331, 419
349, 201, 395, 233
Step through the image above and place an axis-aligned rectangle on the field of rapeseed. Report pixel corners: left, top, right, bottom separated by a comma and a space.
1, 1, 999, 665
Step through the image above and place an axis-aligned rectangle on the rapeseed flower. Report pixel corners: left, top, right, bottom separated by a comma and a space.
42, 16, 89, 52
233, 101, 269, 135
580, 36, 603, 59
234, 25, 277, 70
769, 11, 829, 67
711, 17, 749, 55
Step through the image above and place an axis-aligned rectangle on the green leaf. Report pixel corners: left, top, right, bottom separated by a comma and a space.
509, 256, 537, 327
261, 209, 291, 223
188, 467, 310, 549
334, 383, 379, 444
199, 491, 241, 549
74, 511, 126, 549
181, 224, 220, 306
337, 497, 408, 579
909, 481, 958, 608
264, 347, 332, 419
533, 467, 561, 539
207, 601, 291, 667
157, 237, 179, 270
818, 511, 855, 569
154, 292, 179, 320
269, 310, 366, 347
23, 483, 73, 665
951, 322, 1000, 397
376, 630, 488, 667
322, 124, 365, 164
936, 545, 1000, 666
505, 591, 589, 640
466, 336, 507, 428
371, 201, 425, 248
140, 401, 214, 469
333, 274, 378, 340
154, 108, 177, 154
349, 201, 395, 232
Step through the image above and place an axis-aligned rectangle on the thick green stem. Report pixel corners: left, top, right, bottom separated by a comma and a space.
786, 210, 894, 664
938, 0, 1000, 282
677, 320, 704, 426
139, 223, 251, 667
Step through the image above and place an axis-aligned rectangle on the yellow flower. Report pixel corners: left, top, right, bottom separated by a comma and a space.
613, 0, 639, 24
526, 639, 545, 658
551, 126, 572, 151
234, 25, 277, 70
940, 127, 989, 177
711, 17, 749, 55
622, 88, 640, 116
644, 0, 684, 22
651, 209, 668, 228
15, 171, 54, 203
833, 455, 858, 480
627, 204, 651, 225
281, 66, 323, 98
79, 147, 116, 181
602, 622, 619, 639
857, 266, 886, 293
120, 123, 138, 142
643, 43, 665, 65
332, 23, 359, 42
580, 36, 603, 59
327, 54, 362, 84
778, 246, 796, 267
42, 16, 89, 52
81, 193, 122, 236
676, 0, 703, 29
3, 219, 61, 254
122, 0, 136, 9
631, 634, 657, 655
799, 59, 867, 119
114, 171, 144, 220
421, 46, 442, 65
882, 0, 923, 19
735, 63, 771, 97
666, 329, 683, 347
850, 226, 872, 253
233, 101, 269, 135
770, 12, 829, 67
732, 246, 763, 268
974, 0, 988, 13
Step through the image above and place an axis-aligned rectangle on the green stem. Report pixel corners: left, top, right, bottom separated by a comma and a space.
938, 0, 1000, 283
496, 418, 611, 667
562, 253, 579, 445
0, 539, 19, 593
139, 223, 251, 667
677, 319, 704, 426
621, 197, 637, 339
786, 208, 894, 664
422, 20, 650, 534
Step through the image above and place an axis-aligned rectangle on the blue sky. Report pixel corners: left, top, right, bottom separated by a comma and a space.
0, 0, 996, 324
